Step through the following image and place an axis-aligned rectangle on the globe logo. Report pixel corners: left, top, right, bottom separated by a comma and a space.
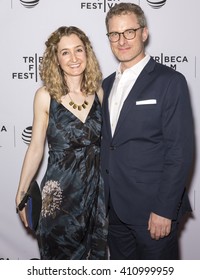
20, 0, 40, 8
22, 126, 32, 145
146, 0, 167, 9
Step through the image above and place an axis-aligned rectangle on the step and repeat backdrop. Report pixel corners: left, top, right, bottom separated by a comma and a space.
0, 0, 199, 259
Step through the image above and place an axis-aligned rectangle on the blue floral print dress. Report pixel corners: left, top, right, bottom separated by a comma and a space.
37, 94, 108, 259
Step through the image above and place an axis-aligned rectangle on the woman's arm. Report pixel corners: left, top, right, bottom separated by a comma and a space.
15, 86, 50, 227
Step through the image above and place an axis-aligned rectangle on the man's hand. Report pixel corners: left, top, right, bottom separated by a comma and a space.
148, 212, 172, 240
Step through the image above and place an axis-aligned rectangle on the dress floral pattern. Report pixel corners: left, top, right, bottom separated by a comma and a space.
37, 95, 108, 260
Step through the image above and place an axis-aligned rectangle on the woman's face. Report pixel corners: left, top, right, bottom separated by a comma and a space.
57, 34, 87, 77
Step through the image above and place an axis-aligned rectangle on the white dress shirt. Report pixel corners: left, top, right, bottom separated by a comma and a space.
109, 54, 151, 136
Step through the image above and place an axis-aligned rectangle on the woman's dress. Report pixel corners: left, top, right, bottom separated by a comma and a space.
37, 94, 108, 260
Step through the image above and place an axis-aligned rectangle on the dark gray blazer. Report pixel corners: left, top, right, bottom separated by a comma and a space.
101, 57, 194, 225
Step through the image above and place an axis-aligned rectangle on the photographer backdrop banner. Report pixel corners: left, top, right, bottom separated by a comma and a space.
0, 0, 199, 259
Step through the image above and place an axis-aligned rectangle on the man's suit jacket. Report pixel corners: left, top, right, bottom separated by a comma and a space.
101, 57, 194, 225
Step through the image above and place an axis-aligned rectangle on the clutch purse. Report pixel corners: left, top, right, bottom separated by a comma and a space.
17, 180, 42, 231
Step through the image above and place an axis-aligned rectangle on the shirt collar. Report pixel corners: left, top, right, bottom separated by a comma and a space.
116, 53, 151, 78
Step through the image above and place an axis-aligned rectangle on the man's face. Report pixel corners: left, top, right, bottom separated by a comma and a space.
107, 13, 148, 70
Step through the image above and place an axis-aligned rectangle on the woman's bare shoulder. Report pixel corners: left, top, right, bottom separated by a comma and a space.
35, 86, 50, 98
96, 87, 104, 105
34, 86, 51, 112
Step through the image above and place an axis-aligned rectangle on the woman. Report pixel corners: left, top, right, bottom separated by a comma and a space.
16, 26, 108, 259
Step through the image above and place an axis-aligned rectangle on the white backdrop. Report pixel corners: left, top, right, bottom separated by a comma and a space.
0, 0, 199, 260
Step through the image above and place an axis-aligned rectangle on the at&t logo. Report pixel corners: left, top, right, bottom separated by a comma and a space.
19, 0, 40, 8
22, 126, 32, 145
146, 0, 167, 9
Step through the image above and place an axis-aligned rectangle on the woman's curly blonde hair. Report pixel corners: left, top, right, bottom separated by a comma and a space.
39, 26, 102, 102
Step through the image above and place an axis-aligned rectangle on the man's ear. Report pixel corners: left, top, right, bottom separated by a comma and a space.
142, 27, 149, 42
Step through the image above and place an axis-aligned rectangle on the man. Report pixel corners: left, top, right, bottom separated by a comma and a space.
101, 2, 194, 259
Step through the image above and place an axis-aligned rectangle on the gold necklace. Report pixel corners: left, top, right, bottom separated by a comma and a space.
68, 93, 89, 111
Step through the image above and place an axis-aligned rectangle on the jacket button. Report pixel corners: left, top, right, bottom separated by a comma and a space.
106, 169, 109, 174
110, 146, 116, 150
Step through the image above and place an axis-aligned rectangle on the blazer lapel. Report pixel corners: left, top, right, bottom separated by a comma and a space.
102, 73, 115, 140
